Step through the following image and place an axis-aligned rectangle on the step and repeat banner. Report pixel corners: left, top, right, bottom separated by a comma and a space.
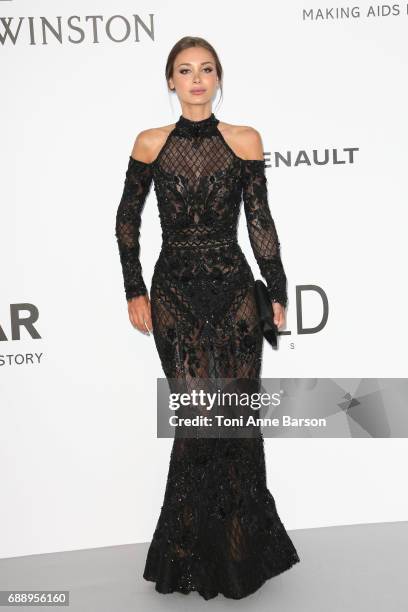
1, 0, 407, 558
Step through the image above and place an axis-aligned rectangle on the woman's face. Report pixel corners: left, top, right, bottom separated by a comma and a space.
169, 46, 218, 106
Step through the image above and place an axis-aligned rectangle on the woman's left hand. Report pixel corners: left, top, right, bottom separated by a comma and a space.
272, 302, 286, 329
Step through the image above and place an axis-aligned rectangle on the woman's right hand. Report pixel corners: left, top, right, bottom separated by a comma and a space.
127, 294, 153, 335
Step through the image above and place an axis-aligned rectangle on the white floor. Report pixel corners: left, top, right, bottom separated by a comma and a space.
0, 521, 406, 611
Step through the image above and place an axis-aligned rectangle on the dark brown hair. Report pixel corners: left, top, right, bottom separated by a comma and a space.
165, 36, 223, 108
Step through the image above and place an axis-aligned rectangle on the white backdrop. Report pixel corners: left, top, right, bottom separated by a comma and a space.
1, 0, 407, 559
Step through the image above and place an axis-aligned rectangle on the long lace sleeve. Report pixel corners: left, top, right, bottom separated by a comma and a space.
115, 156, 153, 301
241, 159, 288, 308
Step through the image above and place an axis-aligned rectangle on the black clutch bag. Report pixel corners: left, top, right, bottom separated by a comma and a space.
254, 279, 279, 349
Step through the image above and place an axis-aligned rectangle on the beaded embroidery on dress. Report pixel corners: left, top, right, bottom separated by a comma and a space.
115, 112, 300, 600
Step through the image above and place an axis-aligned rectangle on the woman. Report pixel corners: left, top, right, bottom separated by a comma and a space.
115, 36, 300, 600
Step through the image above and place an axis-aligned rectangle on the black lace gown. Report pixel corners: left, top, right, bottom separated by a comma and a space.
115, 113, 300, 600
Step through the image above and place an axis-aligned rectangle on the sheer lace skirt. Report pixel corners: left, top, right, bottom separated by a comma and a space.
144, 248, 300, 600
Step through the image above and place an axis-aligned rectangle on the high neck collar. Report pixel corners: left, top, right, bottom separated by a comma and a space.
175, 112, 219, 137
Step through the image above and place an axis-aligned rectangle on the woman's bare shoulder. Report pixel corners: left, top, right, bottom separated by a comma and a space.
130, 121, 176, 163
217, 119, 264, 161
